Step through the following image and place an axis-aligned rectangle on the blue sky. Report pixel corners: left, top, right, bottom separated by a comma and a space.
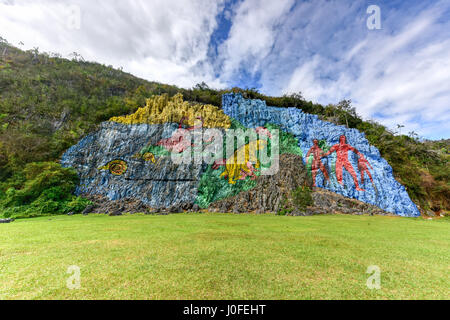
1, 0, 449, 139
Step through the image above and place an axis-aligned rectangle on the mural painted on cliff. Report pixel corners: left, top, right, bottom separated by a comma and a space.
306, 135, 374, 191
61, 94, 280, 209
61, 93, 420, 217
111, 97, 280, 188
222, 93, 420, 216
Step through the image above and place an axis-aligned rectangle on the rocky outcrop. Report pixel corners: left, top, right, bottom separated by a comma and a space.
81, 195, 153, 215
306, 188, 391, 216
81, 194, 194, 215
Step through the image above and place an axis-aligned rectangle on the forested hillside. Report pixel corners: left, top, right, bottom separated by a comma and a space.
0, 39, 448, 217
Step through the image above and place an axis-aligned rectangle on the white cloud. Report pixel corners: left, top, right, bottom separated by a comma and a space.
0, 0, 225, 88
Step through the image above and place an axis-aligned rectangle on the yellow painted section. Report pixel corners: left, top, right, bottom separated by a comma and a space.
109, 94, 231, 129
221, 140, 268, 184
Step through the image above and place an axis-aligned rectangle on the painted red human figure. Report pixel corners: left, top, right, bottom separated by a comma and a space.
358, 154, 373, 184
321, 135, 366, 191
306, 139, 330, 187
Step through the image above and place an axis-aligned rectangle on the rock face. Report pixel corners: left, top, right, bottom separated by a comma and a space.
209, 154, 308, 213
82, 195, 153, 215
61, 122, 203, 209
80, 194, 194, 215
61, 93, 419, 217
222, 94, 420, 217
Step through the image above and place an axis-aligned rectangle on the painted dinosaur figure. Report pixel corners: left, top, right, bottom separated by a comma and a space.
213, 127, 271, 184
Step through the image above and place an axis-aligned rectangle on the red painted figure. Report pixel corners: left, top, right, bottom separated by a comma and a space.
321, 135, 366, 191
358, 154, 373, 184
306, 139, 330, 187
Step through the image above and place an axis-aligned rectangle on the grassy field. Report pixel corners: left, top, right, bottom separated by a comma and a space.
0, 213, 448, 300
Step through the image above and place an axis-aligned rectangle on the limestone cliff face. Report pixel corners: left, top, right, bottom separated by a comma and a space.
61, 93, 420, 217
222, 94, 420, 217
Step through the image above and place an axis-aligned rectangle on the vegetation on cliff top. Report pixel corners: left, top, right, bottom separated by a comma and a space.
0, 40, 448, 216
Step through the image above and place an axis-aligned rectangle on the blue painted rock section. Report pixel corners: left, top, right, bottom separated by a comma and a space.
222, 93, 420, 217
61, 122, 202, 209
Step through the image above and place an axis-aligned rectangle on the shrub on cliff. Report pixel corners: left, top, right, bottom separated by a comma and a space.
0, 162, 91, 219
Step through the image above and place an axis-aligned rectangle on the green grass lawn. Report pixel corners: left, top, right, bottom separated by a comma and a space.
0, 213, 448, 300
